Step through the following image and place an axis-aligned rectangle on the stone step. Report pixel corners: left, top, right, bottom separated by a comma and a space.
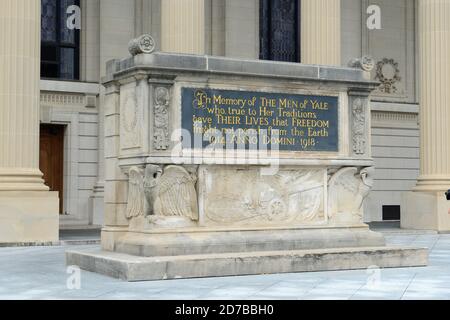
111, 227, 386, 257
66, 246, 428, 281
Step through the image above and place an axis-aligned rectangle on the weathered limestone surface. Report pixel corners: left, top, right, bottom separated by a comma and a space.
67, 37, 427, 280
67, 246, 428, 282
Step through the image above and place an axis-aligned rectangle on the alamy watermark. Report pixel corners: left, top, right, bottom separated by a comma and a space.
61, 4, 381, 32
66, 5, 81, 30
66, 265, 81, 290
367, 5, 382, 30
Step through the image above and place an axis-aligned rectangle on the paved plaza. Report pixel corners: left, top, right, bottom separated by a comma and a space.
1, 232, 450, 300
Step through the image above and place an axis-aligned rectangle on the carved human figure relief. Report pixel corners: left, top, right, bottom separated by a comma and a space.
352, 98, 366, 155
125, 167, 145, 219
153, 87, 170, 150
203, 168, 325, 226
144, 165, 199, 221
328, 167, 374, 221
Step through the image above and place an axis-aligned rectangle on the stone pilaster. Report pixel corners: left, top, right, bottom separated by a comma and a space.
0, 0, 59, 242
161, 0, 205, 54
301, 0, 341, 66
402, 0, 450, 231
91, 101, 105, 226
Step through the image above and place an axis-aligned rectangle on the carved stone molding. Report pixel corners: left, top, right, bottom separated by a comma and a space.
153, 87, 170, 150
372, 111, 418, 126
375, 58, 401, 94
41, 93, 85, 106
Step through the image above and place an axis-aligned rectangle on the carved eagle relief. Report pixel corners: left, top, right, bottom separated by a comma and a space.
328, 167, 374, 220
144, 165, 199, 221
125, 167, 145, 219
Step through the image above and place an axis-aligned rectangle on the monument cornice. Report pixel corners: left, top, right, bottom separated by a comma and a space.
102, 53, 380, 90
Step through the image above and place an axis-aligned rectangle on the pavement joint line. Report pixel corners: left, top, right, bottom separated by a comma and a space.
400, 272, 418, 300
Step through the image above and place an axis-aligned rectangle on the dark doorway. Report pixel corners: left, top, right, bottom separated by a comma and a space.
259, 0, 300, 62
40, 124, 65, 214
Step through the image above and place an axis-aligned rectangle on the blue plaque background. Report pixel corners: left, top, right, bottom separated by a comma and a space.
181, 88, 339, 152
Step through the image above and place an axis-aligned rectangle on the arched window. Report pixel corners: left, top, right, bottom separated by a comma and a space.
259, 0, 300, 63
41, 0, 80, 80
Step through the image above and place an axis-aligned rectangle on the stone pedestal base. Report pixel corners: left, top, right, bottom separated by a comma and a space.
401, 191, 450, 232
66, 226, 427, 281
0, 191, 59, 243
66, 246, 427, 282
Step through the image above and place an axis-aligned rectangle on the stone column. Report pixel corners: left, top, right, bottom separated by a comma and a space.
161, 0, 205, 54
0, 0, 59, 242
301, 0, 341, 65
402, 0, 450, 231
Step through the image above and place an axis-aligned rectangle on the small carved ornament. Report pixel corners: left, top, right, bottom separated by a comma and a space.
128, 34, 156, 56
348, 56, 375, 72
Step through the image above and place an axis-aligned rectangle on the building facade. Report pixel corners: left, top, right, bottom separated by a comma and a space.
0, 0, 449, 243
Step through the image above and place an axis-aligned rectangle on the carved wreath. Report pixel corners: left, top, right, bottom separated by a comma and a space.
375, 58, 401, 94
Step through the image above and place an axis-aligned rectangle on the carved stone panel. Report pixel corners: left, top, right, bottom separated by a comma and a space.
201, 166, 326, 227
120, 85, 142, 150
153, 87, 170, 151
349, 95, 369, 156
125, 166, 145, 219
351, 97, 366, 155
328, 167, 374, 224
142, 164, 199, 227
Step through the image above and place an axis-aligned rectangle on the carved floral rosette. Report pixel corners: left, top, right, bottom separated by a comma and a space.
128, 34, 156, 56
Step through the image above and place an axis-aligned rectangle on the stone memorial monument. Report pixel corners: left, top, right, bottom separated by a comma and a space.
67, 35, 427, 281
